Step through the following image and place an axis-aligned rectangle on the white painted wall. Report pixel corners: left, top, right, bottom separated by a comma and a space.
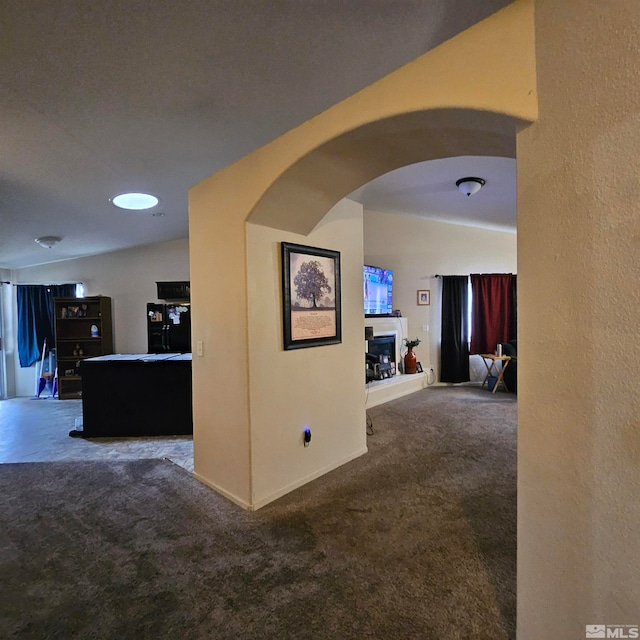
517, 1, 640, 635
364, 210, 517, 382
246, 199, 367, 508
7, 238, 189, 396
0, 271, 14, 398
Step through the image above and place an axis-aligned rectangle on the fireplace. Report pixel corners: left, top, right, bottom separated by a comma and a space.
367, 335, 396, 364
364, 316, 426, 407
366, 334, 397, 381
365, 317, 407, 373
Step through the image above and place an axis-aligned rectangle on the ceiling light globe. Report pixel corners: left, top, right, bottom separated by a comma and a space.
456, 177, 486, 197
35, 236, 62, 249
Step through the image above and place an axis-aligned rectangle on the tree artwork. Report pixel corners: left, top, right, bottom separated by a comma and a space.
281, 242, 341, 349
293, 259, 332, 308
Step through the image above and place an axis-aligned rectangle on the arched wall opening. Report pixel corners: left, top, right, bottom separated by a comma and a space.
188, 0, 640, 634
247, 109, 517, 234
243, 113, 520, 511
188, 0, 536, 510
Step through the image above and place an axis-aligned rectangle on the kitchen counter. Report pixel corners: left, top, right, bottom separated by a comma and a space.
80, 353, 192, 437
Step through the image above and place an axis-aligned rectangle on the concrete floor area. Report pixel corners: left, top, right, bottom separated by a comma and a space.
0, 397, 194, 472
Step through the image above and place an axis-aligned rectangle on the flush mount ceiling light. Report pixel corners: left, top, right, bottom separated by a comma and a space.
111, 192, 159, 210
455, 177, 486, 197
35, 235, 62, 249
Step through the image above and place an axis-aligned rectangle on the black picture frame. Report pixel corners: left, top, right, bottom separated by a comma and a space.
416, 362, 423, 373
281, 242, 342, 350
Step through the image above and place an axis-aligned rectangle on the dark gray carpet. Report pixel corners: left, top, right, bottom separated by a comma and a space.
0, 386, 516, 640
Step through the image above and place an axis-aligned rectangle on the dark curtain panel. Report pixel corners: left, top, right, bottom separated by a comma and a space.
470, 274, 514, 355
440, 275, 470, 383
17, 284, 77, 367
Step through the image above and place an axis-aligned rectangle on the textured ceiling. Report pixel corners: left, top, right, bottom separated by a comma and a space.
0, 0, 515, 269
350, 156, 516, 233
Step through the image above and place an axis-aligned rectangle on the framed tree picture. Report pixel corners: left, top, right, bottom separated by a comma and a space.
281, 242, 342, 350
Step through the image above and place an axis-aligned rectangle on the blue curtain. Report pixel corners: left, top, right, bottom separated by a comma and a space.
17, 284, 77, 367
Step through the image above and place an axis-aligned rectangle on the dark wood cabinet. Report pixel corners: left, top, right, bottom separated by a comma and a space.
156, 281, 190, 301
53, 296, 113, 399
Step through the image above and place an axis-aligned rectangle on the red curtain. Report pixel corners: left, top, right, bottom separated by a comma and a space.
470, 274, 514, 355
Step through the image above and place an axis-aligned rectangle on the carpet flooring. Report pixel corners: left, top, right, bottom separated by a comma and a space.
0, 386, 516, 639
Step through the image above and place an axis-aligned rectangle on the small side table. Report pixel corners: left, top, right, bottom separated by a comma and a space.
479, 354, 512, 393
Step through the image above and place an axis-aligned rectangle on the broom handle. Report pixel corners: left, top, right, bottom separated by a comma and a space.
39, 338, 47, 377
35, 338, 47, 396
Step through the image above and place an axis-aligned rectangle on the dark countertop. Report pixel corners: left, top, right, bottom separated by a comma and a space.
84, 353, 192, 363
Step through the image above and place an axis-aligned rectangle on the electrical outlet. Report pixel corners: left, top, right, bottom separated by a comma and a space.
422, 324, 429, 332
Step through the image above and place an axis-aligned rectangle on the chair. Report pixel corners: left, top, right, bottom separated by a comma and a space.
499, 340, 517, 392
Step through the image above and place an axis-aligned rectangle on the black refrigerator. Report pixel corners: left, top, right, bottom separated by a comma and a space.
147, 303, 191, 353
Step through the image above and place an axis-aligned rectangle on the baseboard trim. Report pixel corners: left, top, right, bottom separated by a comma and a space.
192, 472, 253, 511
194, 446, 369, 512
252, 446, 369, 511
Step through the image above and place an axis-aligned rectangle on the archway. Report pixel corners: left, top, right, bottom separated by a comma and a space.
248, 109, 516, 234
188, 0, 535, 510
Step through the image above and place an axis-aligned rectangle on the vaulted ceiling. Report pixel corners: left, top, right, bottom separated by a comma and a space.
0, 0, 515, 270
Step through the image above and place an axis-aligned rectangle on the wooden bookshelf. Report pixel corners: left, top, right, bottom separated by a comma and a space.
53, 296, 113, 399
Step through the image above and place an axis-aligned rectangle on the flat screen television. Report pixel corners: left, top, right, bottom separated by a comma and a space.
364, 265, 393, 316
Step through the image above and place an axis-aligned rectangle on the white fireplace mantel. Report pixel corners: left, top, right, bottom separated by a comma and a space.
365, 316, 408, 365
364, 316, 427, 408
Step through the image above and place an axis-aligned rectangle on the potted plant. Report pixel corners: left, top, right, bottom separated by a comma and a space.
403, 337, 421, 374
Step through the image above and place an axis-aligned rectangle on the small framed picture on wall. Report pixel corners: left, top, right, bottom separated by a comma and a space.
417, 289, 430, 306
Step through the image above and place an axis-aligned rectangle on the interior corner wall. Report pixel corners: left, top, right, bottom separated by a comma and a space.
7, 239, 189, 397
247, 199, 366, 508
517, 1, 640, 637
364, 210, 516, 381
0, 272, 15, 398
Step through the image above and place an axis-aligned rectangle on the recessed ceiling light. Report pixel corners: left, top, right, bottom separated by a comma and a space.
111, 192, 159, 210
35, 236, 62, 249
